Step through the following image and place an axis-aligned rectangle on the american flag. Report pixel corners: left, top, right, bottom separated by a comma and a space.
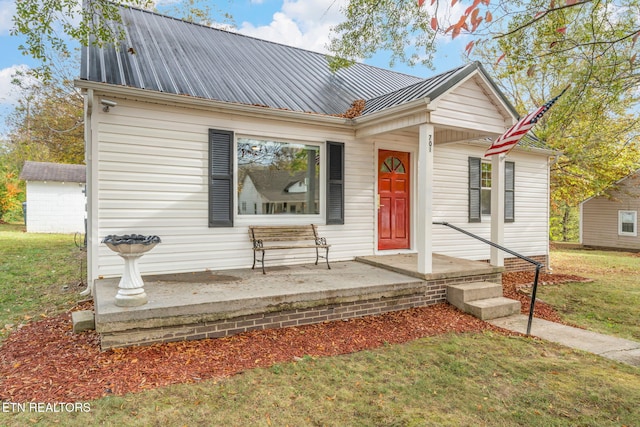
484, 86, 568, 157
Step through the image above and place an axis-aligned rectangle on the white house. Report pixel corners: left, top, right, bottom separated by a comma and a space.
76, 5, 554, 285
19, 161, 86, 234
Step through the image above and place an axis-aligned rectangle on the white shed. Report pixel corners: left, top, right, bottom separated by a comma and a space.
20, 161, 86, 234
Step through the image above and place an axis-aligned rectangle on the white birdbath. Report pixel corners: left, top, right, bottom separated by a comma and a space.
102, 234, 161, 307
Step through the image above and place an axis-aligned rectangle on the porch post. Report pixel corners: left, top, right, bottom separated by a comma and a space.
490, 154, 505, 266
417, 124, 434, 274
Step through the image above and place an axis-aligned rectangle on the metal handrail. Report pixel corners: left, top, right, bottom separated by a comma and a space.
433, 221, 543, 335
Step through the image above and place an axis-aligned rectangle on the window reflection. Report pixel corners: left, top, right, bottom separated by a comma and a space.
237, 138, 320, 215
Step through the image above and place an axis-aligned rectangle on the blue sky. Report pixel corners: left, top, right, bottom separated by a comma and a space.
0, 0, 468, 135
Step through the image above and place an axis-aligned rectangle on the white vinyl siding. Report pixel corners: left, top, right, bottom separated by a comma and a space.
430, 75, 511, 135
432, 145, 549, 261
93, 98, 362, 278
90, 84, 549, 279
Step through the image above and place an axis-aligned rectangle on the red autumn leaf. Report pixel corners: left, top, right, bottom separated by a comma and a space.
485, 11, 493, 23
464, 0, 482, 15
496, 52, 506, 64
557, 27, 567, 34
418, 0, 425, 6
550, 0, 556, 8
431, 17, 438, 31
631, 54, 637, 64
452, 0, 458, 6
465, 41, 475, 55
471, 17, 483, 32
534, 11, 545, 19
431, 0, 437, 4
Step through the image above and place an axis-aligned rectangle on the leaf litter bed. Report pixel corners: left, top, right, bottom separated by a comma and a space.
0, 272, 587, 403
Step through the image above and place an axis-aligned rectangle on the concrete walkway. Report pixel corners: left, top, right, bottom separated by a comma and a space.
489, 314, 640, 367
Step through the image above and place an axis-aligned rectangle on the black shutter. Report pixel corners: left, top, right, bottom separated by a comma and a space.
505, 161, 515, 222
209, 129, 234, 227
326, 141, 344, 225
469, 157, 481, 222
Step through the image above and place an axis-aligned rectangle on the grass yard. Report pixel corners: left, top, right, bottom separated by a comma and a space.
0, 223, 86, 342
542, 247, 640, 341
0, 225, 639, 426
3, 332, 640, 426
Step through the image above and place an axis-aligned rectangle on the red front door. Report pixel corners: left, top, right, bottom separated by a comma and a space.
378, 150, 410, 250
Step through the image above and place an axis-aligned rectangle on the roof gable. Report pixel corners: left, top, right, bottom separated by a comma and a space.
20, 161, 86, 183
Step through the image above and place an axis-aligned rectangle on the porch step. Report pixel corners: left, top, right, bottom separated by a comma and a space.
464, 297, 521, 320
447, 282, 521, 320
447, 282, 503, 311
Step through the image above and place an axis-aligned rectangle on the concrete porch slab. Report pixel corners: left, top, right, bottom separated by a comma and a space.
93, 255, 504, 349
355, 253, 503, 280
94, 261, 425, 333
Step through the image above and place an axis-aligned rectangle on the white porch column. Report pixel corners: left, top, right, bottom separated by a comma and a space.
417, 124, 434, 274
490, 154, 505, 266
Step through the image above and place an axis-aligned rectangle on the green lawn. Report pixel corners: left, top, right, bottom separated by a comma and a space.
1, 225, 639, 426
541, 247, 640, 341
0, 223, 86, 342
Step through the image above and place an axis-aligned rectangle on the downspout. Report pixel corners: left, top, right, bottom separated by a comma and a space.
81, 89, 96, 296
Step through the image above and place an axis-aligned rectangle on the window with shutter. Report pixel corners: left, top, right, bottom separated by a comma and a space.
469, 157, 516, 223
209, 129, 234, 227
326, 141, 344, 225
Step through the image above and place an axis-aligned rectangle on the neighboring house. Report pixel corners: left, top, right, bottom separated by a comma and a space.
76, 5, 555, 284
19, 161, 86, 234
581, 170, 640, 251
238, 169, 320, 215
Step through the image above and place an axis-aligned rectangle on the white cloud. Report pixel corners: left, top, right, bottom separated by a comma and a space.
0, 64, 31, 106
0, 0, 16, 35
237, 0, 347, 54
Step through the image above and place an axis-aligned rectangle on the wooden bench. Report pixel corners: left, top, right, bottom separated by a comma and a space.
249, 224, 331, 274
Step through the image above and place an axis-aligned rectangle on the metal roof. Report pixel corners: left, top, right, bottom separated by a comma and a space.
20, 161, 86, 183
79, 5, 500, 118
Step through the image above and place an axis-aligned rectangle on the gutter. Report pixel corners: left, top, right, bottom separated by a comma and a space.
74, 80, 354, 128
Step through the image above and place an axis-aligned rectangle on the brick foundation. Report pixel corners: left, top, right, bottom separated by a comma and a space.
99, 271, 502, 350
479, 255, 549, 273
504, 255, 549, 272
